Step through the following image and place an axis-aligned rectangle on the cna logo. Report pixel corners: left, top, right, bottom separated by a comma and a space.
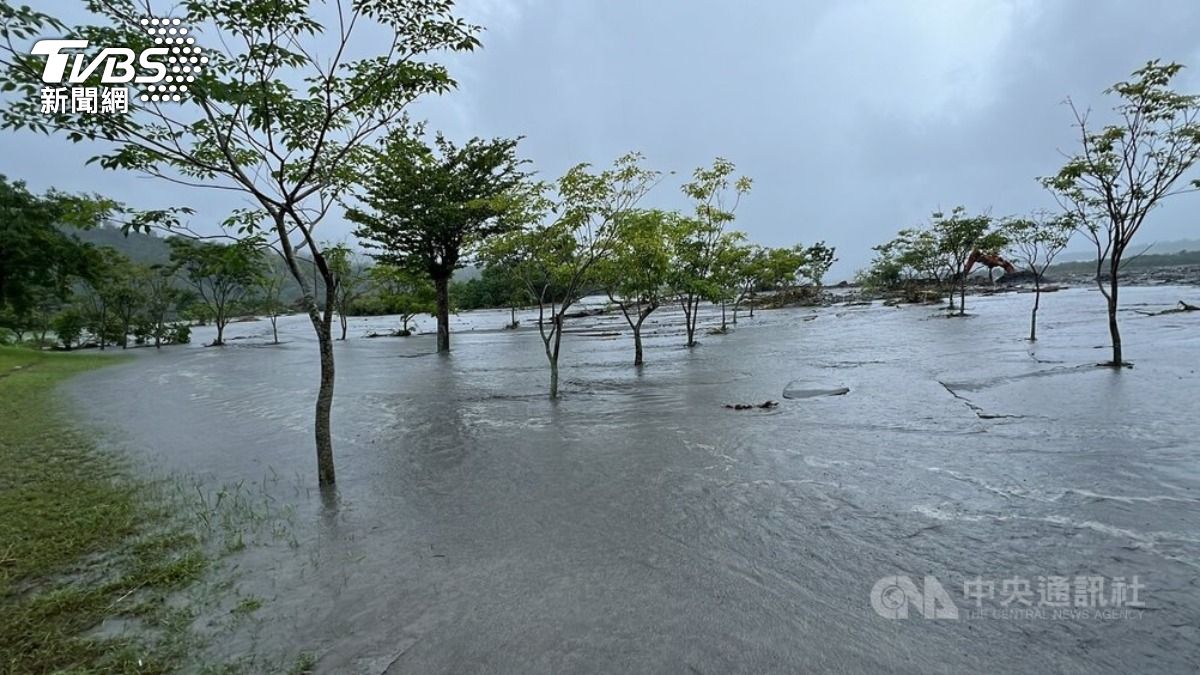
871, 575, 959, 620
33, 17, 206, 113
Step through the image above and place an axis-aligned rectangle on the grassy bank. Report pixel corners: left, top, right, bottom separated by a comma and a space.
0, 347, 213, 673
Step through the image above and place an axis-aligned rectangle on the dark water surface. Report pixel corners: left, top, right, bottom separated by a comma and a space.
69, 287, 1200, 674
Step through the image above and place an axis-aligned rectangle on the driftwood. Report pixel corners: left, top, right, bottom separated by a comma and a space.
1134, 300, 1200, 317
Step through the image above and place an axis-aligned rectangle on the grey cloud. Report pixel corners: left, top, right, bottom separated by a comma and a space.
4, 0, 1200, 278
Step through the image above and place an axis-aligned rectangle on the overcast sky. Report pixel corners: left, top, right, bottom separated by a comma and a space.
3, 0, 1200, 278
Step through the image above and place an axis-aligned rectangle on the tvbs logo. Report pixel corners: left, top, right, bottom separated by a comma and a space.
32, 17, 205, 104
871, 575, 959, 620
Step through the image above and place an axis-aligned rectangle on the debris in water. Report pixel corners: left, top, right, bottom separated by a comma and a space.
724, 400, 779, 410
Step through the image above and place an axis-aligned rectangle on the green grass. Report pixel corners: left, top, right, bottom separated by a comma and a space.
0, 346, 313, 673
0, 347, 209, 673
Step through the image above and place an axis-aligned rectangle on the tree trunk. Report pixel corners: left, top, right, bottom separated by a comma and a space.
1029, 284, 1040, 342
313, 315, 336, 486
214, 319, 225, 346
958, 281, 967, 316
633, 323, 644, 366
510, 305, 516, 328
339, 312, 348, 341
272, 210, 337, 487
749, 302, 755, 318
435, 276, 450, 353
721, 301, 727, 330
1108, 271, 1122, 366
271, 316, 279, 344
548, 315, 563, 399
683, 297, 697, 348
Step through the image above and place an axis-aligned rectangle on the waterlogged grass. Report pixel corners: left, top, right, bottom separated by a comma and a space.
0, 347, 307, 673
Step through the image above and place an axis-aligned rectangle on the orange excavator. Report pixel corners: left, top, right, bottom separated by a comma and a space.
964, 249, 1016, 283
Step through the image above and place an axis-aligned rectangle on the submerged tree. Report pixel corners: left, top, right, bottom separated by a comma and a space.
595, 209, 673, 365
367, 264, 436, 336
0, 1, 483, 485
1042, 61, 1200, 366
77, 247, 132, 350
726, 243, 766, 322
349, 130, 529, 353
670, 159, 752, 346
933, 207, 1002, 316
141, 265, 180, 349
1005, 213, 1075, 341
107, 264, 146, 349
255, 263, 288, 345
169, 238, 262, 346
485, 153, 660, 398
326, 245, 368, 341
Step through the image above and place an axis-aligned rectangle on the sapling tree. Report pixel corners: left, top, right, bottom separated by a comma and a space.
326, 245, 368, 341
1042, 61, 1200, 366
1004, 213, 1075, 341
728, 243, 766, 322
933, 207, 1001, 316
141, 264, 180, 348
107, 264, 145, 348
169, 238, 262, 346
670, 159, 752, 347
595, 209, 673, 365
78, 247, 130, 350
0, 0, 482, 485
368, 263, 435, 336
762, 245, 808, 299
485, 153, 660, 398
256, 263, 288, 345
709, 232, 750, 330
802, 242, 837, 288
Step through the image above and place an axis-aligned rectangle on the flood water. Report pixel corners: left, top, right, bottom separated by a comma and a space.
68, 286, 1200, 674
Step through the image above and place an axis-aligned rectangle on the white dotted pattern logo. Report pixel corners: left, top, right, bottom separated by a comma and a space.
138, 17, 205, 102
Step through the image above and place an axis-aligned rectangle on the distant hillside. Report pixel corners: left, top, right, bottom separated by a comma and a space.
70, 225, 172, 265
1048, 248, 1200, 274
1058, 238, 1200, 262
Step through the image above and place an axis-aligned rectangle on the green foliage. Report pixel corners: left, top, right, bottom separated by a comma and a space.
865, 207, 1000, 312
171, 322, 192, 345
669, 158, 752, 344
595, 209, 673, 310
802, 242, 838, 288
483, 153, 660, 395
169, 238, 264, 344
349, 130, 530, 278
326, 245, 370, 338
451, 265, 530, 311
360, 264, 436, 334
51, 308, 85, 349
487, 153, 661, 314
0, 175, 109, 315
1005, 213, 1075, 276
